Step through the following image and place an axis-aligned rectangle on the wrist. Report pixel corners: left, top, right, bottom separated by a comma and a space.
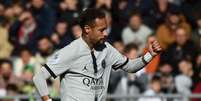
150, 51, 157, 57
142, 52, 153, 64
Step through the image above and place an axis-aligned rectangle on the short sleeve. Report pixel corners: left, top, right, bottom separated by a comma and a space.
105, 43, 129, 70
45, 45, 75, 78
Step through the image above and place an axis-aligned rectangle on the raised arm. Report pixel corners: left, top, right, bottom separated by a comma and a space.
106, 39, 162, 72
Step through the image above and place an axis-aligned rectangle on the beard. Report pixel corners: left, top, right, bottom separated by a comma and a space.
99, 38, 106, 44
3, 75, 10, 81
94, 39, 107, 51
94, 37, 107, 45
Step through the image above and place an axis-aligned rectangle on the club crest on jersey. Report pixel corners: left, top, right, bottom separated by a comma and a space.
49, 53, 60, 64
101, 60, 106, 69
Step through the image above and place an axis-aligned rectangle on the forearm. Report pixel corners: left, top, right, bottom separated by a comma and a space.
122, 52, 153, 73
33, 67, 51, 100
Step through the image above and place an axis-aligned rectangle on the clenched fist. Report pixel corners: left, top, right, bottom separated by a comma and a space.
148, 39, 162, 57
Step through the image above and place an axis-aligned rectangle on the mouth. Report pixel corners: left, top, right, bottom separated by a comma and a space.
100, 38, 107, 43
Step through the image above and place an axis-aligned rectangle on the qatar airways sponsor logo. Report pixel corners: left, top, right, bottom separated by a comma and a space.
82, 76, 104, 90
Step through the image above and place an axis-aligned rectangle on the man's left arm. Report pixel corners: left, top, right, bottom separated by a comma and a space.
107, 40, 162, 73
122, 40, 162, 73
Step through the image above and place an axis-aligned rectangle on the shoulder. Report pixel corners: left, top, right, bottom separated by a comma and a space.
143, 89, 155, 95
61, 38, 81, 51
175, 75, 186, 81
141, 25, 152, 32
50, 39, 81, 62
104, 42, 120, 54
122, 27, 131, 34
105, 42, 114, 49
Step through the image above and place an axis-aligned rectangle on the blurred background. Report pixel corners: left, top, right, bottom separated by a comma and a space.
0, 0, 201, 101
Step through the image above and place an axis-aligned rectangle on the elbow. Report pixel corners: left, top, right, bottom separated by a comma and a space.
127, 69, 139, 73
124, 64, 145, 73
33, 73, 42, 85
124, 67, 138, 73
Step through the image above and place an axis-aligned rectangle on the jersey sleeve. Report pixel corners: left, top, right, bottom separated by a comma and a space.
44, 44, 75, 78
105, 42, 152, 72
105, 42, 129, 70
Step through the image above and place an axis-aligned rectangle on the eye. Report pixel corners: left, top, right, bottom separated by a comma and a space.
99, 28, 106, 32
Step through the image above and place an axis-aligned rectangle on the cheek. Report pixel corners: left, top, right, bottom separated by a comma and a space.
92, 31, 101, 38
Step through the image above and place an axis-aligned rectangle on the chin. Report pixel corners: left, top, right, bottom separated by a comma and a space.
99, 40, 106, 44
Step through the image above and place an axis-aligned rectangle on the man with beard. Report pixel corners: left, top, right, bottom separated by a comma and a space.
0, 59, 23, 96
121, 11, 152, 55
33, 8, 162, 101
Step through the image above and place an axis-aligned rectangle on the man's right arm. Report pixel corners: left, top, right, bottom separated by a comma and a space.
33, 43, 76, 101
33, 67, 51, 101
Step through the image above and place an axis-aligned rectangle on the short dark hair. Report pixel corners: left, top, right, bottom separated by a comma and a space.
124, 43, 138, 53
0, 59, 13, 69
151, 75, 161, 83
19, 46, 32, 56
37, 35, 50, 42
129, 10, 141, 20
79, 8, 105, 29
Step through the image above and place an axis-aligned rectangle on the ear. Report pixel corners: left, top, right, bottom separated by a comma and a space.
84, 25, 91, 34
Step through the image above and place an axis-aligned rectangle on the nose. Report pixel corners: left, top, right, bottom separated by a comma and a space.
103, 30, 108, 37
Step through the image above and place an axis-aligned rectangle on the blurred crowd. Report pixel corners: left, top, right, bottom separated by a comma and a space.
0, 0, 201, 101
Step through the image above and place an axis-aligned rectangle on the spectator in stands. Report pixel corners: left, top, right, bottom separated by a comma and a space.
138, 75, 163, 101
71, 22, 82, 39
9, 11, 37, 55
51, 20, 72, 49
12, 2, 24, 18
28, 0, 55, 36
145, 0, 179, 29
0, 18, 13, 59
124, 43, 138, 59
4, 7, 15, 21
192, 15, 201, 47
0, 59, 23, 96
160, 27, 197, 75
111, 0, 128, 29
90, 0, 112, 10
35, 36, 54, 72
112, 40, 125, 54
126, 0, 154, 18
157, 63, 175, 94
58, 0, 80, 25
14, 47, 36, 82
14, 47, 37, 94
156, 10, 191, 50
175, 59, 193, 101
122, 11, 152, 55
94, 0, 112, 10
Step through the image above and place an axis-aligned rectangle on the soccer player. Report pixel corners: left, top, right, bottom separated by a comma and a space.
33, 8, 162, 101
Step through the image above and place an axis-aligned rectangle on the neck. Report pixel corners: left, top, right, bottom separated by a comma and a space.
82, 35, 94, 50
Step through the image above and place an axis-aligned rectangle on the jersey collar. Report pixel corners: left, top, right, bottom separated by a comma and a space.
80, 37, 106, 52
